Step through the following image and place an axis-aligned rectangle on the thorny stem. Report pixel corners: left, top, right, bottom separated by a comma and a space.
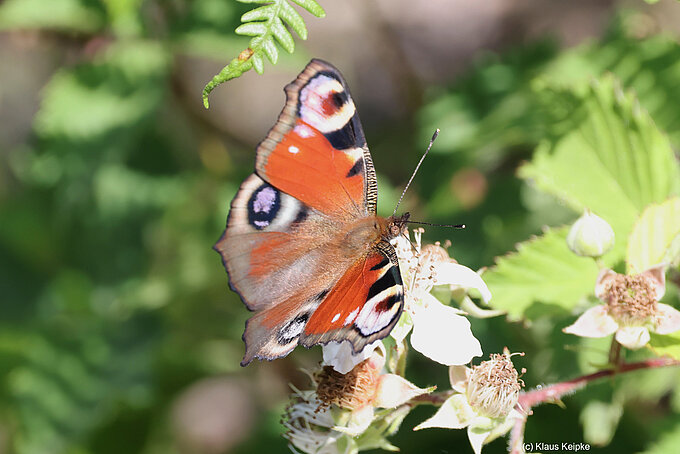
508, 357, 680, 454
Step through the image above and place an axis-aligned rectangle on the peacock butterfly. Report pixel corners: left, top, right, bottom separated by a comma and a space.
215, 59, 409, 366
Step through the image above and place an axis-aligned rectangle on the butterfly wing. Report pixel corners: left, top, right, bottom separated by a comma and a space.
215, 59, 403, 365
300, 241, 404, 353
254, 58, 377, 217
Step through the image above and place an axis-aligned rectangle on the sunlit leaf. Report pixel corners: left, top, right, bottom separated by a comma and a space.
484, 227, 599, 319
627, 197, 680, 274
649, 331, 680, 361
520, 75, 680, 262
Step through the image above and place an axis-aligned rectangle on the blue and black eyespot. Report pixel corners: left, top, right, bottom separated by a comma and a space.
248, 183, 281, 230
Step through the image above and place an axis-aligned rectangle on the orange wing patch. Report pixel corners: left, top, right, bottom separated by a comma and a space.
262, 119, 365, 215
303, 252, 382, 334
302, 247, 403, 353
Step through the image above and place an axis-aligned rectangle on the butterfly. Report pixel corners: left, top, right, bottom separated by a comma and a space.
215, 59, 410, 366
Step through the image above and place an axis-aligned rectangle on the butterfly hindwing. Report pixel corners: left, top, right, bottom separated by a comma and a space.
237, 242, 403, 365
301, 242, 404, 353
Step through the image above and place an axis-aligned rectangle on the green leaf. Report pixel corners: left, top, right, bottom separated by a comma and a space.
520, 75, 680, 263
580, 400, 623, 447
271, 16, 295, 52
649, 331, 680, 361
240, 5, 273, 23
234, 21, 267, 36
280, 0, 307, 38
639, 422, 680, 454
484, 227, 600, 319
262, 37, 279, 64
203, 0, 324, 106
251, 52, 265, 74
627, 197, 680, 273
292, 0, 326, 17
0, 0, 105, 33
35, 41, 170, 143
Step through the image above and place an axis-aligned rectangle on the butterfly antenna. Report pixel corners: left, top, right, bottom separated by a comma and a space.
406, 220, 466, 229
392, 128, 440, 216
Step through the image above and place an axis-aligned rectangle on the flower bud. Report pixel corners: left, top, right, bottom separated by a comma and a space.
566, 210, 615, 258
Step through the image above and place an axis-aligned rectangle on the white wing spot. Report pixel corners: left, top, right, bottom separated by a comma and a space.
331, 313, 341, 323
344, 307, 360, 326
288, 145, 300, 154
294, 124, 314, 138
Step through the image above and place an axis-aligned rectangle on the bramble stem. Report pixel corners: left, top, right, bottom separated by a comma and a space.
608, 338, 622, 365
509, 357, 680, 454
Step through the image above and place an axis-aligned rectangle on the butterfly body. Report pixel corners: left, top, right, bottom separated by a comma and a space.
215, 59, 407, 366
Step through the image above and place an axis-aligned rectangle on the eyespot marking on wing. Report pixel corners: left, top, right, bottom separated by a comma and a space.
247, 183, 281, 230
298, 74, 356, 135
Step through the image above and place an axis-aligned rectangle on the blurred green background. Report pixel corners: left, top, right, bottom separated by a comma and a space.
1, 0, 680, 453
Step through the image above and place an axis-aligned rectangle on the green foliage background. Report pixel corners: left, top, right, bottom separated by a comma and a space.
1, 1, 680, 453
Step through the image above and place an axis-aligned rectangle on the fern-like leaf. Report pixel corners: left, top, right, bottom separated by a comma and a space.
201, 0, 325, 108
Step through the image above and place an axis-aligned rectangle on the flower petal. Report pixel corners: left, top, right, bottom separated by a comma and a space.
414, 394, 474, 430
467, 425, 493, 454
323, 340, 383, 375
641, 264, 667, 301
655, 303, 680, 335
334, 405, 374, 437
411, 295, 482, 365
448, 365, 470, 393
390, 310, 414, 344
615, 326, 651, 349
437, 262, 492, 304
594, 269, 618, 300
563, 306, 618, 338
374, 374, 434, 409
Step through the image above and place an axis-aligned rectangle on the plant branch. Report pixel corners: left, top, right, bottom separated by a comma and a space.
509, 357, 680, 454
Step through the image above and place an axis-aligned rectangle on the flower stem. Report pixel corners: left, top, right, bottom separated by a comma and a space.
608, 338, 622, 366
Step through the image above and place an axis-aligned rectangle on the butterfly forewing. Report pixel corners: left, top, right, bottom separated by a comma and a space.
254, 59, 377, 217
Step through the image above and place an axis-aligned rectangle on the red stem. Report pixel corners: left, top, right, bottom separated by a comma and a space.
509, 357, 679, 454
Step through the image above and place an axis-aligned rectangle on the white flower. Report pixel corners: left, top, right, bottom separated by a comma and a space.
323, 340, 382, 375
284, 347, 433, 453
414, 349, 525, 454
283, 389, 351, 454
563, 265, 680, 349
390, 229, 487, 365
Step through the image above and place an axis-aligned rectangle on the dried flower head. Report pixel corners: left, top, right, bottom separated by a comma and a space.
466, 350, 525, 418
415, 349, 526, 454
315, 358, 380, 411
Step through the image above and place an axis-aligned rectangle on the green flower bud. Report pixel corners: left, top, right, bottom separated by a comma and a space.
566, 211, 615, 258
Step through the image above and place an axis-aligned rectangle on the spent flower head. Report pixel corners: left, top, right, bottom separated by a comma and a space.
563, 264, 680, 349
415, 348, 525, 454
284, 345, 432, 453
